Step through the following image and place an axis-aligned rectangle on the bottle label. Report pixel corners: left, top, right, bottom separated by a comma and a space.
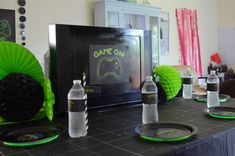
68, 99, 86, 112
182, 77, 193, 84
207, 83, 219, 91
142, 93, 158, 104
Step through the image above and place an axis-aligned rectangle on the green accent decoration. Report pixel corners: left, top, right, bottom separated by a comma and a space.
140, 134, 192, 142
196, 98, 227, 103
0, 41, 44, 86
153, 65, 182, 100
44, 79, 55, 121
0, 68, 8, 78
194, 94, 230, 103
3, 135, 59, 147
208, 113, 235, 120
0, 41, 55, 124
0, 116, 5, 123
0, 20, 12, 41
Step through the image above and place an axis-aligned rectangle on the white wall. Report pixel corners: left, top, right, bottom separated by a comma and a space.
0, 0, 218, 75
217, 0, 235, 67
218, 29, 235, 66
27, 0, 94, 65
217, 0, 235, 29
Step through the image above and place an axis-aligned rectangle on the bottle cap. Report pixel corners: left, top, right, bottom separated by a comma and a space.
146, 76, 152, 81
187, 67, 193, 78
155, 76, 160, 82
73, 80, 81, 84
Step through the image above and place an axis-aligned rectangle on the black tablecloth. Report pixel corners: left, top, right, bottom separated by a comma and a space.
1, 98, 235, 156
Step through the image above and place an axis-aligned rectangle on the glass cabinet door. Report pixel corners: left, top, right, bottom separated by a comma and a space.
149, 16, 159, 67
123, 13, 146, 29
107, 11, 119, 28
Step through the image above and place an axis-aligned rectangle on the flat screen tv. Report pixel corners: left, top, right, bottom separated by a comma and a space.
49, 24, 152, 112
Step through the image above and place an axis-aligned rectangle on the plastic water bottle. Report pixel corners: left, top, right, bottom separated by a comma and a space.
207, 70, 220, 107
142, 76, 158, 124
182, 67, 193, 99
68, 80, 88, 138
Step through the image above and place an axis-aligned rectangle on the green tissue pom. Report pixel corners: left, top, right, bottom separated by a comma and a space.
44, 78, 55, 121
153, 65, 181, 100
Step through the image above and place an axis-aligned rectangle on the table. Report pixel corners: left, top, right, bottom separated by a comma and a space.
1, 98, 235, 156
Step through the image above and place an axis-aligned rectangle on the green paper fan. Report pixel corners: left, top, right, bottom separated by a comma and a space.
0, 41, 55, 124
0, 41, 44, 86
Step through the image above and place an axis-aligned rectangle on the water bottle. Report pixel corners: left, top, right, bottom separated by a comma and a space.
207, 70, 220, 107
68, 80, 88, 138
182, 67, 193, 99
142, 76, 158, 124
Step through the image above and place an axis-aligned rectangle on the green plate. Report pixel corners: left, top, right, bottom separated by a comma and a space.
194, 94, 230, 103
205, 106, 235, 120
0, 125, 63, 147
135, 122, 197, 142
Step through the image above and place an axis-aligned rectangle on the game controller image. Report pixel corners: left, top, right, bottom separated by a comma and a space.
0, 20, 11, 40
99, 58, 121, 78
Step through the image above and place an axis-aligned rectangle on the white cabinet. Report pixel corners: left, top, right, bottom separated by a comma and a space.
94, 0, 161, 66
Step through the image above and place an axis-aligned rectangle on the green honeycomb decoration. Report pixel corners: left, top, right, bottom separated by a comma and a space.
153, 65, 181, 100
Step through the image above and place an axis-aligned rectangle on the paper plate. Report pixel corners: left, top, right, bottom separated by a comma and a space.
205, 106, 235, 119
0, 125, 63, 147
135, 122, 197, 142
0, 41, 44, 87
194, 94, 230, 103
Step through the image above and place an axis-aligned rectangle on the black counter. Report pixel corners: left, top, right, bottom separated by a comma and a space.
1, 97, 235, 156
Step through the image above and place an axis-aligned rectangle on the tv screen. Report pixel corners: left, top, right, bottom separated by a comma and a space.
49, 24, 152, 112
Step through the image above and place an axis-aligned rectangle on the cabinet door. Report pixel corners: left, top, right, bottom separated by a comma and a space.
123, 13, 146, 29
149, 16, 159, 66
107, 11, 119, 28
